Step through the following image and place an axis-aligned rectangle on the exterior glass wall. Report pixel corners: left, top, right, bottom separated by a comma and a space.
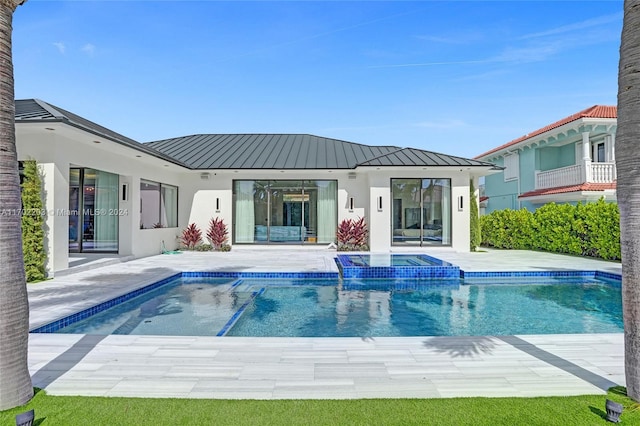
391, 178, 451, 246
69, 168, 119, 252
233, 180, 337, 244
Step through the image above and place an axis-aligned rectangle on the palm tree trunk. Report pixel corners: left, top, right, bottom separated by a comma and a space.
0, 0, 32, 410
618, 0, 640, 402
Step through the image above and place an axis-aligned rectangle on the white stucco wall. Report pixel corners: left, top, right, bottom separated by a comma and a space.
362, 168, 472, 252
17, 124, 186, 274
16, 122, 479, 276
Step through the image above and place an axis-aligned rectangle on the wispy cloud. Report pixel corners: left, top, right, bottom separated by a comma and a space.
416, 32, 484, 45
491, 41, 564, 64
413, 119, 467, 129
370, 12, 620, 70
52, 42, 65, 54
368, 59, 490, 69
519, 12, 622, 40
81, 43, 96, 56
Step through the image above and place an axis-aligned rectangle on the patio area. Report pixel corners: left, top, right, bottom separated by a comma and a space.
27, 248, 624, 399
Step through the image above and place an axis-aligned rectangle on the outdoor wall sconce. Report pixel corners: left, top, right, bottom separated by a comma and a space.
215, 198, 221, 213
458, 195, 464, 211
121, 183, 129, 202
348, 197, 354, 212
377, 196, 383, 212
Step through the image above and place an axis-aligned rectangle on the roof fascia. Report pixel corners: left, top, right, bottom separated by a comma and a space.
482, 118, 592, 162
18, 119, 192, 170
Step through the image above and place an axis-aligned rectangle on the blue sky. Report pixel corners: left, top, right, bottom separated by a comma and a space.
12, 1, 622, 159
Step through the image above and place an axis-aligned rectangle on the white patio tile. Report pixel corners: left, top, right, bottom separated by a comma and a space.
26, 249, 624, 399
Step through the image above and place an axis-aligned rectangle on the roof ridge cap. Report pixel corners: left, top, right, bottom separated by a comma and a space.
32, 99, 67, 120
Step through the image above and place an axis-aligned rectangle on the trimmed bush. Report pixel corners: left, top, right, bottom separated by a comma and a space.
480, 208, 534, 249
470, 181, 481, 251
21, 160, 47, 282
481, 199, 620, 260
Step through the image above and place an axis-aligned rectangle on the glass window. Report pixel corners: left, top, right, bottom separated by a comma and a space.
161, 184, 178, 228
391, 178, 451, 246
140, 179, 178, 229
233, 180, 337, 244
69, 168, 119, 252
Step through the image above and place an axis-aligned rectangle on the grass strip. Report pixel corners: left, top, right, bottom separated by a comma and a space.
1, 387, 638, 425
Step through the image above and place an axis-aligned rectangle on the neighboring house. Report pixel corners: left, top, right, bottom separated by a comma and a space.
475, 105, 617, 213
15, 99, 500, 275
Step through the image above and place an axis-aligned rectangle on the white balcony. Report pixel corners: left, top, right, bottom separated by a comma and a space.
535, 162, 616, 189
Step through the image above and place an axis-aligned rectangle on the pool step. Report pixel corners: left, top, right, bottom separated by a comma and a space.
216, 288, 265, 336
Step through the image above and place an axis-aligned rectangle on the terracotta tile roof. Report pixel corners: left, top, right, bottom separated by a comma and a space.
518, 182, 616, 199
475, 105, 617, 159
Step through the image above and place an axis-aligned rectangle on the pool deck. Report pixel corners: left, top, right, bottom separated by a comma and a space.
27, 247, 625, 399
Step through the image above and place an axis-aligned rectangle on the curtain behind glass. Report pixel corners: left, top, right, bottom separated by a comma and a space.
161, 184, 178, 227
235, 181, 255, 243
316, 180, 337, 243
440, 179, 451, 245
94, 170, 119, 250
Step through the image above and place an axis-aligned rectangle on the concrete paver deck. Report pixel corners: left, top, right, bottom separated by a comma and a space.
27, 248, 624, 399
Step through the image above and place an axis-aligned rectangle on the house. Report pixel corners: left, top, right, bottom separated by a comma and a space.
475, 105, 617, 213
15, 99, 500, 276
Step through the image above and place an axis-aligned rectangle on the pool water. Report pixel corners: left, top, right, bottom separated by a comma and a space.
49, 276, 623, 337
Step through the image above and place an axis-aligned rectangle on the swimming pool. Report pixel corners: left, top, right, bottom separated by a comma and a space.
35, 275, 623, 337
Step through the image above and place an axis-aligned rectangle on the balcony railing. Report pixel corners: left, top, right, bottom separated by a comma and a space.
591, 162, 617, 183
535, 162, 616, 189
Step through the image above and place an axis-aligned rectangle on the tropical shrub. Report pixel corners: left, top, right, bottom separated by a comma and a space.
469, 181, 481, 251
21, 160, 47, 282
180, 223, 202, 250
206, 217, 230, 251
337, 217, 369, 251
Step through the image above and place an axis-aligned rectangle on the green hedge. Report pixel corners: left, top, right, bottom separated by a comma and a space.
480, 199, 620, 260
21, 160, 47, 282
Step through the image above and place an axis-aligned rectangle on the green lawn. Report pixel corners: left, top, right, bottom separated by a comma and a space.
1, 387, 638, 425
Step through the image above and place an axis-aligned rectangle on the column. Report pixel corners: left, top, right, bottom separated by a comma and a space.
582, 132, 591, 182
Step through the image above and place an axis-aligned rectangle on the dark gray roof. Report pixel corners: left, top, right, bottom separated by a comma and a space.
357, 148, 495, 168
15, 99, 189, 168
147, 134, 499, 170
15, 99, 499, 171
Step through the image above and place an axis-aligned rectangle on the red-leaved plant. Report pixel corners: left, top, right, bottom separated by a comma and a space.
180, 223, 202, 250
206, 217, 229, 251
336, 217, 369, 251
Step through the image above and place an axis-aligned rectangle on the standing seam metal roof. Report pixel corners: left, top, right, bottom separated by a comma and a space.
146, 134, 499, 170
15, 99, 189, 168
14, 99, 498, 171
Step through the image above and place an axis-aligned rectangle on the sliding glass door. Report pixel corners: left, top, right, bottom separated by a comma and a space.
391, 178, 451, 246
69, 168, 119, 252
233, 180, 337, 244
